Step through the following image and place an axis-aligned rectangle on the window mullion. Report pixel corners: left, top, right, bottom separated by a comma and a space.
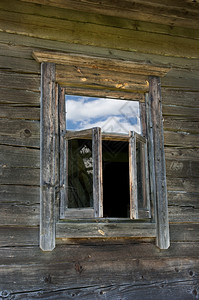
129, 131, 138, 219
92, 127, 103, 217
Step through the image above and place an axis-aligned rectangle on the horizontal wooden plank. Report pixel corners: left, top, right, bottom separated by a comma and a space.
1, 32, 199, 72
0, 7, 199, 58
65, 86, 145, 101
0, 105, 40, 120
1, 0, 198, 43
168, 191, 199, 208
165, 147, 199, 161
1, 240, 199, 264
3, 280, 198, 300
20, 0, 199, 29
0, 119, 40, 147
0, 223, 199, 246
163, 106, 199, 119
0, 226, 39, 247
65, 130, 133, 142
56, 222, 156, 238
0, 204, 39, 226
0, 87, 40, 105
0, 224, 198, 248
0, 41, 33, 59
168, 205, 199, 223
162, 69, 199, 91
34, 51, 170, 77
167, 177, 199, 193
0, 252, 199, 298
164, 131, 199, 148
0, 145, 39, 168
166, 160, 199, 178
0, 71, 40, 92
163, 117, 199, 133
162, 89, 199, 108
168, 189, 199, 222
0, 55, 40, 74
170, 224, 199, 242
57, 68, 149, 93
65, 86, 145, 102
0, 166, 39, 185
0, 185, 39, 205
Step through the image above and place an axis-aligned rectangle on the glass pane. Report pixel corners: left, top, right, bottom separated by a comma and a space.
102, 140, 129, 218
68, 139, 93, 208
65, 95, 141, 134
136, 141, 146, 209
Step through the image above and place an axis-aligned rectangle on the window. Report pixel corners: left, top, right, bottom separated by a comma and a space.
33, 51, 170, 251
61, 95, 150, 221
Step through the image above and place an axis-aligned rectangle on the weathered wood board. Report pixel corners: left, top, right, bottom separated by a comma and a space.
0, 0, 199, 298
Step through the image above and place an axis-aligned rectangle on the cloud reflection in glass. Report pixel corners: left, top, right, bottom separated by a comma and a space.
65, 95, 141, 134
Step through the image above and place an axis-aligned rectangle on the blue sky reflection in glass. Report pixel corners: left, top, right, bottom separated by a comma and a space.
66, 95, 141, 134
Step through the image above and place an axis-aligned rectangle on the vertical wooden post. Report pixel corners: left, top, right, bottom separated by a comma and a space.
149, 76, 170, 249
40, 62, 57, 251
59, 87, 67, 219
92, 127, 103, 217
145, 93, 156, 222
129, 131, 138, 219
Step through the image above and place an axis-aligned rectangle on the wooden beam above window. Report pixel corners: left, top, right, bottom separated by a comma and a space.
33, 51, 170, 77
33, 51, 170, 96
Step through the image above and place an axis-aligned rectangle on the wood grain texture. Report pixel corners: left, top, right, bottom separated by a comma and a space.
0, 119, 40, 148
163, 106, 199, 119
56, 222, 156, 238
0, 227, 39, 247
166, 160, 199, 178
149, 76, 170, 249
34, 51, 170, 77
0, 204, 39, 226
92, 127, 103, 218
0, 88, 40, 105
167, 178, 199, 193
0, 145, 39, 168
0, 71, 40, 92
0, 242, 199, 299
20, 0, 199, 29
0, 224, 199, 247
165, 147, 199, 161
162, 89, 199, 108
65, 86, 145, 102
163, 117, 199, 133
164, 131, 199, 148
129, 131, 138, 219
0, 185, 39, 205
58, 86, 67, 219
0, 3, 199, 58
40, 62, 57, 251
0, 0, 199, 298
0, 166, 39, 185
1, 30, 199, 70
0, 105, 40, 120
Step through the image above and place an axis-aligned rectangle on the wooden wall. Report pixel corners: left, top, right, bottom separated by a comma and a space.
0, 0, 199, 298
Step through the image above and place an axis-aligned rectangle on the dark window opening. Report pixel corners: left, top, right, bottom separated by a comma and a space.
102, 140, 130, 218
68, 139, 93, 208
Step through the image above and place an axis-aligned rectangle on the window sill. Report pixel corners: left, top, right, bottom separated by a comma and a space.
56, 221, 156, 239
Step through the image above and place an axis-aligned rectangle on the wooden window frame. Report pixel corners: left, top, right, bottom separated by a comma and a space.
34, 51, 170, 251
61, 128, 150, 220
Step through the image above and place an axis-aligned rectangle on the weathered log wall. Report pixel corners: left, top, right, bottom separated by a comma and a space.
0, 0, 198, 298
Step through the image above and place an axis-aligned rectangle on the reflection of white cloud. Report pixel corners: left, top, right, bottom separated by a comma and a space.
66, 95, 140, 134
72, 116, 140, 134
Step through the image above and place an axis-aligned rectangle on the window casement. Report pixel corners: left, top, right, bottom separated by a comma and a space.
33, 51, 170, 251
61, 127, 150, 220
